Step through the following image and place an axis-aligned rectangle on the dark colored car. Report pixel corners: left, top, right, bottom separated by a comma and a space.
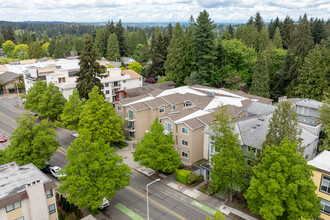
41, 162, 52, 173
0, 135, 7, 143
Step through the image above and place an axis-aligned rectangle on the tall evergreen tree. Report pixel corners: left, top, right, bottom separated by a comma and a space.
250, 52, 270, 98
280, 16, 295, 49
273, 27, 283, 49
115, 20, 128, 56
94, 28, 107, 57
295, 43, 330, 101
254, 12, 264, 32
106, 33, 120, 61
192, 10, 217, 85
256, 27, 270, 52
183, 16, 196, 85
165, 23, 187, 86
311, 18, 327, 44
268, 17, 281, 39
75, 36, 106, 99
228, 24, 234, 39
28, 41, 43, 59
263, 101, 302, 149
320, 93, 330, 151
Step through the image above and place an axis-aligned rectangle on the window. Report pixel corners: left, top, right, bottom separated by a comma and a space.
184, 101, 192, 108
139, 78, 142, 81
128, 110, 134, 120
313, 147, 317, 154
6, 201, 21, 213
181, 139, 188, 146
117, 105, 122, 111
321, 175, 330, 194
321, 199, 330, 215
181, 127, 188, 135
49, 204, 56, 214
46, 189, 53, 198
105, 83, 109, 87
170, 105, 176, 111
123, 80, 127, 83
58, 77, 65, 83
106, 90, 110, 95
181, 151, 188, 158
16, 217, 24, 220
159, 107, 165, 114
164, 122, 172, 132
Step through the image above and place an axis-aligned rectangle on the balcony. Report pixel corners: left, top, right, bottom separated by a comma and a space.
125, 123, 135, 132
113, 82, 121, 88
125, 114, 135, 121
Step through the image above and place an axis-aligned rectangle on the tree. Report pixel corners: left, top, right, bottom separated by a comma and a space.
28, 42, 43, 59
206, 210, 226, 220
54, 38, 69, 58
256, 27, 270, 52
228, 24, 234, 39
127, 62, 142, 74
94, 28, 107, 57
268, 17, 281, 39
272, 27, 283, 49
192, 10, 217, 85
75, 36, 106, 99
60, 89, 83, 130
235, 24, 258, 50
4, 113, 59, 169
1, 25, 15, 42
210, 106, 249, 202
295, 43, 330, 101
164, 23, 188, 86
254, 12, 264, 32
2, 40, 15, 57
38, 83, 66, 120
14, 44, 28, 60
250, 52, 270, 98
106, 33, 120, 61
0, 34, 5, 48
58, 129, 131, 212
263, 101, 302, 149
41, 42, 49, 57
133, 117, 181, 175
24, 80, 48, 114
245, 138, 321, 220
115, 20, 128, 56
311, 18, 327, 44
280, 16, 295, 49
79, 86, 124, 143
320, 93, 330, 151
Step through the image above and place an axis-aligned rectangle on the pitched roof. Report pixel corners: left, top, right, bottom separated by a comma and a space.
130, 102, 149, 111
233, 90, 272, 104
122, 69, 143, 79
124, 81, 175, 97
308, 150, 330, 173
246, 102, 276, 116
144, 97, 169, 109
0, 71, 22, 85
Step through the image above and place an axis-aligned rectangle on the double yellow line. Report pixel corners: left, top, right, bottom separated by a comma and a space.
57, 147, 67, 155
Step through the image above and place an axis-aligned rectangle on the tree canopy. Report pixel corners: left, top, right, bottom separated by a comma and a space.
320, 93, 330, 151
60, 89, 83, 130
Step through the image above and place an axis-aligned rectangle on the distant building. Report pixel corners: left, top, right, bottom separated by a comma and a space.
121, 57, 136, 66
0, 71, 23, 94
0, 162, 58, 220
308, 150, 330, 219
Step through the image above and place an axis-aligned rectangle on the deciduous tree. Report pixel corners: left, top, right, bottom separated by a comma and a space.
2, 40, 15, 57
58, 129, 131, 212
133, 117, 181, 175
28, 41, 43, 59
245, 138, 321, 220
24, 80, 48, 114
60, 90, 83, 130
127, 62, 142, 74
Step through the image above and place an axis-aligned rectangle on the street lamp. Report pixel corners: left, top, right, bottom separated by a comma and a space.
146, 178, 161, 220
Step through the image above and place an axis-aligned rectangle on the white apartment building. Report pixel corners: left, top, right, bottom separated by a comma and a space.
0, 162, 58, 220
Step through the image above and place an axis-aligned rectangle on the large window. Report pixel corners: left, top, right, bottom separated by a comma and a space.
181, 139, 188, 146
159, 107, 165, 114
321, 199, 330, 215
46, 189, 53, 198
321, 175, 330, 194
128, 110, 134, 120
117, 105, 122, 111
6, 201, 21, 213
170, 105, 176, 111
181, 127, 188, 135
105, 83, 109, 87
184, 101, 192, 108
49, 204, 56, 214
164, 122, 172, 132
181, 151, 188, 158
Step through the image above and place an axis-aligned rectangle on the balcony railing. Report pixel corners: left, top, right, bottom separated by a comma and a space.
125, 125, 135, 131
124, 114, 135, 121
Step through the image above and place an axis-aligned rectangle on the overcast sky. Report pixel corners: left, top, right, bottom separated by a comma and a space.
0, 0, 329, 23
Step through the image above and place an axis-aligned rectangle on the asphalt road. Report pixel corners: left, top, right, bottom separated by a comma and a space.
0, 95, 215, 220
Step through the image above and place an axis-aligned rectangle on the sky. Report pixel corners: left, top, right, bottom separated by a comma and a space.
0, 0, 329, 23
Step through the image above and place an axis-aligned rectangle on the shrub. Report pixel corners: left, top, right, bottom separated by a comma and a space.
157, 77, 167, 83
187, 172, 199, 185
175, 169, 191, 184
145, 78, 157, 84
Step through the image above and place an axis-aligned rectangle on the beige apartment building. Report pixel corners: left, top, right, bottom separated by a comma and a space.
308, 151, 330, 219
0, 162, 58, 220
114, 85, 272, 164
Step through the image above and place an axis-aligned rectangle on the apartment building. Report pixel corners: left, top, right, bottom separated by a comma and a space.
114, 85, 272, 164
0, 162, 58, 220
308, 150, 330, 219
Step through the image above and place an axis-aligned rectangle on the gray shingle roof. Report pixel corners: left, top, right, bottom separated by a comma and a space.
125, 81, 175, 97
0, 71, 22, 85
246, 102, 276, 116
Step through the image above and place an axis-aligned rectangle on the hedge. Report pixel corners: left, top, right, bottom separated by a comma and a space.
174, 169, 192, 184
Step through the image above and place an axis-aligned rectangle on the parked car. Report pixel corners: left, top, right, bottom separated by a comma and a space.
50, 166, 66, 180
41, 162, 52, 173
99, 198, 110, 209
0, 135, 7, 143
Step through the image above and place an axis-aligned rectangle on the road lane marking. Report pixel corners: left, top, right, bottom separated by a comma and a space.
115, 203, 145, 220
57, 148, 67, 156
126, 186, 187, 220
191, 201, 216, 215
59, 147, 67, 152
0, 111, 16, 123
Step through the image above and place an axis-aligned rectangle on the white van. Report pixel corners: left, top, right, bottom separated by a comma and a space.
99, 198, 110, 209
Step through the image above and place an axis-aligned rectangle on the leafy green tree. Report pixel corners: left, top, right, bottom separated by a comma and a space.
263, 101, 302, 149
127, 62, 142, 74
133, 44, 143, 62
272, 27, 283, 49
192, 10, 217, 85
254, 12, 264, 32
106, 33, 120, 61
311, 18, 327, 44
14, 44, 28, 60
54, 38, 69, 58
79, 86, 124, 143
228, 24, 234, 39
210, 106, 249, 202
4, 113, 59, 169
48, 39, 56, 57
0, 33, 5, 47
268, 17, 281, 39
58, 129, 131, 212
235, 24, 258, 50
24, 80, 48, 114
2, 40, 15, 57
183, 16, 195, 84
280, 16, 295, 49
133, 117, 181, 175
94, 28, 107, 57
256, 27, 270, 52
320, 93, 330, 151
206, 210, 226, 220
165, 23, 187, 86
250, 52, 270, 98
41, 42, 49, 57
75, 36, 106, 99
295, 43, 330, 101
245, 138, 321, 220
115, 20, 128, 56
28, 41, 43, 59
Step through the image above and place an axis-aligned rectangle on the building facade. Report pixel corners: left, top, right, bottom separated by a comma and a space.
0, 162, 58, 220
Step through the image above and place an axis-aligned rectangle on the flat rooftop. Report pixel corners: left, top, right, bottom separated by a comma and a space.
308, 151, 330, 173
0, 162, 52, 199
298, 114, 321, 127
